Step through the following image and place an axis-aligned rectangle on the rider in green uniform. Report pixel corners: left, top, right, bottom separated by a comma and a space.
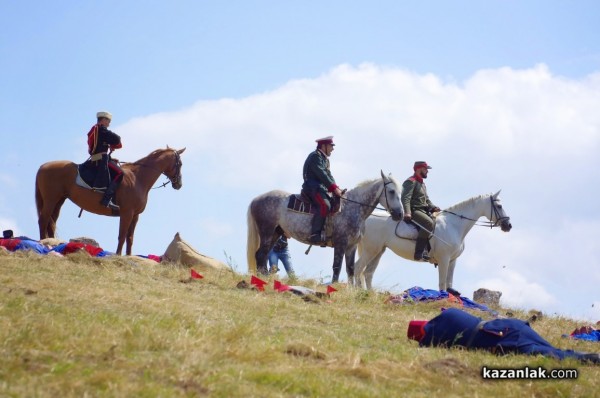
401, 161, 440, 261
302, 136, 343, 244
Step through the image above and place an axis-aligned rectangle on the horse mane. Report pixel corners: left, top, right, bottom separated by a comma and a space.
132, 147, 171, 165
444, 193, 491, 212
348, 174, 400, 195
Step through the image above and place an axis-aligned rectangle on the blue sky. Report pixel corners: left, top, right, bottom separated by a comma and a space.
2, 1, 600, 321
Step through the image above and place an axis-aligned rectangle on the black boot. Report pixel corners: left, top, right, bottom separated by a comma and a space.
100, 181, 120, 211
414, 237, 431, 261
309, 214, 326, 244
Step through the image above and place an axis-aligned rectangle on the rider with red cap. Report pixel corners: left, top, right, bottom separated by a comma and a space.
401, 161, 440, 261
408, 308, 600, 364
302, 136, 343, 244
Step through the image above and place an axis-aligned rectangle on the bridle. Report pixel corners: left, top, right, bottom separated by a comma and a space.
442, 196, 509, 228
123, 150, 182, 189
165, 150, 183, 187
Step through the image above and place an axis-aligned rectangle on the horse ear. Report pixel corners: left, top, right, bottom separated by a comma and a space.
177, 147, 187, 155
380, 170, 385, 180
167, 144, 171, 149
493, 190, 501, 198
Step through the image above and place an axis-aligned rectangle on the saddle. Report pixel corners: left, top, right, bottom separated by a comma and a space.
394, 220, 435, 263
76, 157, 116, 191
286, 191, 342, 215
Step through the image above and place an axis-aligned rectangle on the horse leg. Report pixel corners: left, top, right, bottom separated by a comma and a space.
437, 257, 450, 291
344, 244, 357, 285
331, 244, 346, 283
355, 238, 384, 289
48, 198, 66, 238
125, 214, 140, 256
116, 211, 134, 255
38, 195, 64, 239
365, 248, 386, 290
446, 258, 457, 290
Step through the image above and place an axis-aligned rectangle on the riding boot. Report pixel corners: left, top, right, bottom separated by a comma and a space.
414, 237, 431, 261
100, 180, 120, 211
309, 214, 326, 244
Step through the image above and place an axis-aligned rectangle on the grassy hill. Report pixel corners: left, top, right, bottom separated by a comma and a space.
1, 250, 599, 397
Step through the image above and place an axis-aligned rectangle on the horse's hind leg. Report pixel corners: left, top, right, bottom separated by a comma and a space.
48, 198, 66, 238
255, 226, 280, 275
364, 248, 386, 290
38, 196, 65, 239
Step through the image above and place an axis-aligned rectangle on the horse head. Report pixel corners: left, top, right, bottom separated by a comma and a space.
165, 146, 186, 190
380, 170, 404, 221
491, 190, 512, 232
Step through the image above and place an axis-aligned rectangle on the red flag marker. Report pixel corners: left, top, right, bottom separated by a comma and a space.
274, 280, 291, 292
250, 275, 267, 291
191, 269, 204, 279
326, 285, 338, 294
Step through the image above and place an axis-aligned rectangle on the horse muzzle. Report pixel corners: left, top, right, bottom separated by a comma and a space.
500, 218, 512, 232
171, 178, 183, 190
390, 209, 403, 222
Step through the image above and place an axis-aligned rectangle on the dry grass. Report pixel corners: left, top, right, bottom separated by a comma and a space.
1, 249, 599, 397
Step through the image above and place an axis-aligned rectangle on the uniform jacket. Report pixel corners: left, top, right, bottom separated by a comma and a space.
401, 175, 437, 215
87, 124, 122, 156
302, 149, 338, 196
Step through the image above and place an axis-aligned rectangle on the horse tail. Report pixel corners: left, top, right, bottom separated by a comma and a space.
35, 171, 43, 219
246, 203, 260, 274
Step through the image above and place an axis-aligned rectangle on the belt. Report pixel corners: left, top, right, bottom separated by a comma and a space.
90, 152, 107, 162
465, 320, 487, 348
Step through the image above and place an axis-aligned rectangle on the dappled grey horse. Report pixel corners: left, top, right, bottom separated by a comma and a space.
247, 171, 403, 283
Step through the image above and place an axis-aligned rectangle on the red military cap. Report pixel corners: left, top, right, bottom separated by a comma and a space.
407, 320, 428, 341
316, 136, 335, 146
413, 161, 432, 170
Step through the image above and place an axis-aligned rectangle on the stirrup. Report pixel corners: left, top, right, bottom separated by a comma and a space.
309, 234, 327, 247
101, 199, 120, 211
414, 252, 430, 261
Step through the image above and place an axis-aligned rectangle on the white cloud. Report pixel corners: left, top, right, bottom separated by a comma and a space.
476, 269, 558, 311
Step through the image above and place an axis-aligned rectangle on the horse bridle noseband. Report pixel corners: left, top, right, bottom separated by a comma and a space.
442, 196, 509, 228
165, 150, 182, 186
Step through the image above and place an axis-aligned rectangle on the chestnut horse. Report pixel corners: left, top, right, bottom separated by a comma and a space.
35, 147, 185, 255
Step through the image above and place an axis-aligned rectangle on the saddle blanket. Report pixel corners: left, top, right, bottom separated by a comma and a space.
287, 194, 314, 214
393, 219, 419, 240
286, 194, 342, 215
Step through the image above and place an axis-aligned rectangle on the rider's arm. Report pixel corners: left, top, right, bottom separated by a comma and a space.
401, 179, 415, 217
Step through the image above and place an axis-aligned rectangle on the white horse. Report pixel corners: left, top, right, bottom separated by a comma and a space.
354, 191, 512, 292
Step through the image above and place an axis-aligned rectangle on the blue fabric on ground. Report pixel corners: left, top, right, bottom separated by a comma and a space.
571, 330, 600, 342
15, 239, 49, 254
402, 286, 495, 314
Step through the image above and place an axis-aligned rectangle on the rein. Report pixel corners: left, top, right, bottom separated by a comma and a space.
441, 196, 508, 228
341, 180, 393, 212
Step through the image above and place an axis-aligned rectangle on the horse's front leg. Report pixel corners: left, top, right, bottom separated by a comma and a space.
125, 214, 140, 256
344, 243, 357, 285
331, 245, 346, 283
116, 211, 134, 256
437, 256, 451, 291
446, 258, 457, 290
